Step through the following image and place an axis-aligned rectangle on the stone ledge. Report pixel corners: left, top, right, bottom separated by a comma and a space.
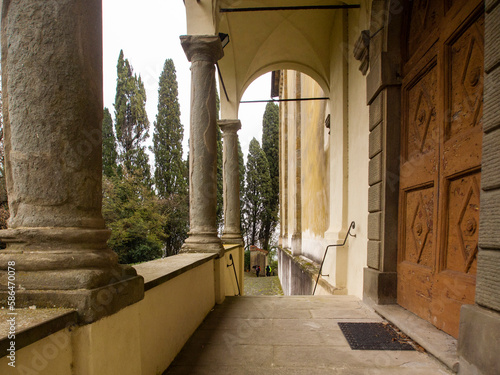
279, 247, 342, 295
134, 253, 217, 292
0, 253, 217, 359
373, 304, 459, 373
0, 308, 77, 358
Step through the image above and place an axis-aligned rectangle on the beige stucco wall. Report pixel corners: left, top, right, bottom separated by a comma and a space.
345, 0, 371, 299
286, 73, 297, 246
73, 303, 142, 375
224, 246, 244, 296
279, 2, 371, 299
139, 260, 215, 375
0, 258, 217, 375
0, 328, 74, 375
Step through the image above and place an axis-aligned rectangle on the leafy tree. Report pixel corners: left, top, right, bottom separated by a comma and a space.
260, 102, 280, 250
114, 50, 150, 175
244, 138, 271, 247
152, 59, 188, 255
102, 171, 166, 264
102, 107, 118, 178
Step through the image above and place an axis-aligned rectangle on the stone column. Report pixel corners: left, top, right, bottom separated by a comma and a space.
180, 35, 224, 255
219, 120, 244, 246
0, 0, 143, 323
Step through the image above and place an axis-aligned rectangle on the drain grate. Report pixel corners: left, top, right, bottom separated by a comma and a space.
338, 322, 416, 351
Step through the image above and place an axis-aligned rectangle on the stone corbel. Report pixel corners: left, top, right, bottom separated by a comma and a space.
354, 30, 370, 76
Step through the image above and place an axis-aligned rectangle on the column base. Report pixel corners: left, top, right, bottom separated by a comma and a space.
363, 267, 397, 305
458, 304, 500, 375
0, 228, 145, 323
181, 232, 224, 256
0, 273, 144, 323
221, 232, 244, 246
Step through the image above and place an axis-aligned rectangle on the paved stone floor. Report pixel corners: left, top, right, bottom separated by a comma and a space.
243, 272, 284, 296
164, 296, 453, 374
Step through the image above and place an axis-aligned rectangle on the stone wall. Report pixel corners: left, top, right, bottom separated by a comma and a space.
457, 1, 500, 374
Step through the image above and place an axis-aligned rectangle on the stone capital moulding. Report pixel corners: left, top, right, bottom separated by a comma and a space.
218, 119, 242, 134
180, 35, 224, 63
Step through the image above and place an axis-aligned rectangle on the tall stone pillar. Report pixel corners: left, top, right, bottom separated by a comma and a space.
180, 35, 224, 255
0, 0, 143, 323
218, 120, 244, 246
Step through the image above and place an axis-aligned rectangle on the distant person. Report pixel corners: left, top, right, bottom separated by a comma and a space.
266, 265, 271, 277
256, 265, 260, 277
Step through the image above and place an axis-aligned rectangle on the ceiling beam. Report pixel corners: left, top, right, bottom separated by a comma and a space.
220, 5, 360, 13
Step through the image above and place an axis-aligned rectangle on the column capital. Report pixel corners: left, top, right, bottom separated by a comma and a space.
218, 119, 241, 134
180, 35, 223, 64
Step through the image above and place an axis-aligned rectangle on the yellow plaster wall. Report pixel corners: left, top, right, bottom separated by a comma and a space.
72, 303, 142, 375
184, 0, 217, 35
0, 259, 217, 375
0, 328, 73, 375
345, 0, 371, 299
286, 73, 297, 245
139, 260, 215, 375
224, 246, 244, 296
300, 76, 329, 238
278, 2, 371, 298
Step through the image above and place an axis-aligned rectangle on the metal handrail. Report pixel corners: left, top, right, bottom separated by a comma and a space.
227, 254, 241, 296
313, 221, 356, 295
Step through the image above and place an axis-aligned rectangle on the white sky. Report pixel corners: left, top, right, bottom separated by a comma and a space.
102, 0, 270, 162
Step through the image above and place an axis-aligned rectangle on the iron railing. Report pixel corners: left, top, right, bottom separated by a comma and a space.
227, 253, 241, 296
313, 221, 356, 295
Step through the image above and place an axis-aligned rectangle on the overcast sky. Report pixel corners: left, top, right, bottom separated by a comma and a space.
102, 0, 270, 162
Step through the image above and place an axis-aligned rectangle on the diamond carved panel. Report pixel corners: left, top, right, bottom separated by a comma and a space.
407, 0, 442, 59
456, 176, 480, 273
404, 188, 434, 267
411, 195, 430, 263
449, 15, 484, 139
413, 90, 433, 153
446, 174, 480, 274
406, 67, 437, 160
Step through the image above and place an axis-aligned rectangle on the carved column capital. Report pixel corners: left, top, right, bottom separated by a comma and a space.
180, 35, 224, 63
218, 119, 241, 135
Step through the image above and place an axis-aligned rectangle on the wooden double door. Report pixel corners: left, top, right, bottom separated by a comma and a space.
398, 0, 484, 338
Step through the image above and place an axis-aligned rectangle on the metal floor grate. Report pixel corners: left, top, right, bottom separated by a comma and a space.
338, 322, 416, 351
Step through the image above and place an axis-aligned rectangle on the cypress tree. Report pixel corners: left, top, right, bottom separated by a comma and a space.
152, 59, 188, 256
260, 102, 280, 250
153, 59, 186, 197
114, 50, 150, 176
238, 139, 245, 235
102, 107, 118, 177
244, 138, 271, 247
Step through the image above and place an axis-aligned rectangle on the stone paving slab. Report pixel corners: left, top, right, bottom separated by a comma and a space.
243, 273, 284, 296
164, 296, 453, 375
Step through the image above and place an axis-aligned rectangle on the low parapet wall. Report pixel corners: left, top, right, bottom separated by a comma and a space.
0, 246, 244, 375
278, 247, 344, 296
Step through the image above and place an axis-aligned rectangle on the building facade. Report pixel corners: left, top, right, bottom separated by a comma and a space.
208, 0, 500, 373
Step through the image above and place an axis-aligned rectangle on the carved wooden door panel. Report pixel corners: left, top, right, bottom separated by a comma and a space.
398, 0, 484, 338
